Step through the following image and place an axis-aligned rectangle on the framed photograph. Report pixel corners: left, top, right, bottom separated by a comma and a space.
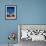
5, 5, 16, 20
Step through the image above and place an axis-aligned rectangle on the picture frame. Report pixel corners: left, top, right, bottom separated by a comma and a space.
5, 5, 16, 20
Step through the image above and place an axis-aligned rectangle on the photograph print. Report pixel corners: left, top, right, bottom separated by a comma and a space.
5, 5, 16, 20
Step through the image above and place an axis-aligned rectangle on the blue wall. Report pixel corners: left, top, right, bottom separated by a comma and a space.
0, 0, 46, 44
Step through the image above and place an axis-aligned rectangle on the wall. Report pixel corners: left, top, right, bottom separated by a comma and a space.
0, 0, 46, 44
